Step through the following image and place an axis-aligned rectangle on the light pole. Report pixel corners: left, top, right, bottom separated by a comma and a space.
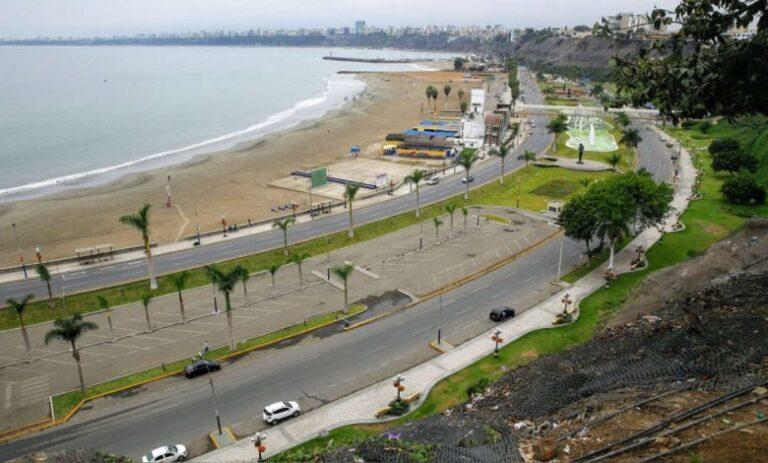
433, 276, 442, 345
561, 293, 573, 314
419, 220, 424, 250
250, 432, 267, 462
556, 237, 564, 281
197, 354, 222, 435
211, 282, 219, 314
491, 328, 503, 357
325, 231, 331, 280
393, 374, 405, 401
11, 223, 27, 279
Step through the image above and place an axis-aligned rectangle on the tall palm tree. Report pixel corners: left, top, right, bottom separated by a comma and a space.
289, 253, 310, 289
444, 204, 457, 236
430, 87, 439, 112
273, 217, 295, 256
405, 169, 426, 218
140, 292, 153, 332
461, 207, 469, 232
599, 212, 631, 270
268, 263, 282, 298
96, 295, 115, 340
523, 150, 537, 167
119, 204, 157, 290
332, 262, 355, 314
168, 271, 190, 323
344, 184, 360, 239
607, 153, 622, 171
36, 264, 55, 309
207, 264, 247, 350
6, 295, 34, 362
237, 266, 251, 299
433, 217, 443, 242
425, 85, 434, 105
443, 84, 451, 104
456, 149, 478, 200
490, 136, 514, 184
547, 113, 568, 151
45, 314, 97, 393
457, 88, 464, 106
620, 128, 642, 152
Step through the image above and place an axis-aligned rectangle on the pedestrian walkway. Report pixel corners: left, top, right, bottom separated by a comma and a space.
0, 208, 556, 431
193, 128, 694, 462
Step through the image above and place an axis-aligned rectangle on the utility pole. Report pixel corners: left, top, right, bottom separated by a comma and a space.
556, 238, 564, 281
11, 223, 27, 279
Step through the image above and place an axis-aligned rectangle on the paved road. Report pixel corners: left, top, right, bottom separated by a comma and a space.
0, 75, 550, 303
0, 71, 674, 461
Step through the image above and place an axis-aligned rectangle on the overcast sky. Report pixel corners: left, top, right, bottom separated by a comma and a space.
1, 0, 681, 39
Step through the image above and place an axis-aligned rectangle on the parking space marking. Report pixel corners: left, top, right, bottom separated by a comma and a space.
38, 357, 77, 366
105, 342, 150, 351
162, 327, 209, 335
4, 383, 12, 409
79, 350, 114, 358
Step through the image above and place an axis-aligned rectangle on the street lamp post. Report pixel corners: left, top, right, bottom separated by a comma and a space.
11, 223, 27, 279
325, 232, 331, 280
556, 238, 565, 281
211, 282, 219, 314
393, 374, 405, 401
561, 293, 573, 314
419, 220, 424, 250
491, 328, 503, 357
250, 432, 267, 462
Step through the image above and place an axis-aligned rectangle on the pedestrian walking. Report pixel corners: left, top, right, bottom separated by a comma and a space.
203, 340, 210, 356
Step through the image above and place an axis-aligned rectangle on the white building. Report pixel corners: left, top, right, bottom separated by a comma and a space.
470, 88, 485, 115
462, 88, 487, 149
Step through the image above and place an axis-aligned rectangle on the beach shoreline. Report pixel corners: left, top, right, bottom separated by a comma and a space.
0, 65, 480, 267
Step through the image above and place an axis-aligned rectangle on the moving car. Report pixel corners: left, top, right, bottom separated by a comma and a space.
184, 359, 221, 378
426, 176, 440, 185
262, 401, 301, 424
461, 175, 475, 184
489, 306, 516, 322
142, 445, 187, 462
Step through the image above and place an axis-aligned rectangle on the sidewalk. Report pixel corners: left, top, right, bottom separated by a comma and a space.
193, 127, 694, 462
0, 207, 556, 431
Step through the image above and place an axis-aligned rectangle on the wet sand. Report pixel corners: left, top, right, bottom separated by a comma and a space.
0, 68, 482, 266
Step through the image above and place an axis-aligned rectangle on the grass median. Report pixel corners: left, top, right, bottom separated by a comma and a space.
273, 121, 767, 461
51, 304, 366, 421
1, 163, 611, 331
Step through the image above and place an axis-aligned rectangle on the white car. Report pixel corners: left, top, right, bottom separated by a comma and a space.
426, 176, 440, 185
142, 444, 187, 463
262, 400, 301, 424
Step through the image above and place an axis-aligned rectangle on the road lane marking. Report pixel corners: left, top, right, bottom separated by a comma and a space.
411, 326, 431, 336
523, 276, 535, 284
457, 307, 473, 316
365, 345, 387, 355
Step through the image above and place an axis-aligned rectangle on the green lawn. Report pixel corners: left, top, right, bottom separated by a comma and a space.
51, 304, 366, 420
273, 120, 768, 462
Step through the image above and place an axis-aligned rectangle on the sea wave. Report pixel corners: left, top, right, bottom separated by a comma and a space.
0, 74, 366, 199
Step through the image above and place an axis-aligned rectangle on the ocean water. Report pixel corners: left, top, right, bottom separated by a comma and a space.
0, 46, 453, 201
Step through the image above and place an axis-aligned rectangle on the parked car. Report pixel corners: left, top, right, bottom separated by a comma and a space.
426, 176, 440, 185
489, 306, 516, 322
263, 401, 301, 424
142, 445, 187, 463
461, 175, 475, 184
184, 359, 221, 378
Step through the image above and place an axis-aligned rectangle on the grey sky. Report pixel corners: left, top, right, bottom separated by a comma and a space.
1, 0, 680, 39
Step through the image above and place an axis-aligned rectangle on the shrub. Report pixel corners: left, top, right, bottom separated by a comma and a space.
387, 398, 410, 416
698, 120, 713, 133
708, 137, 740, 156
711, 149, 759, 174
467, 377, 491, 397
721, 172, 767, 205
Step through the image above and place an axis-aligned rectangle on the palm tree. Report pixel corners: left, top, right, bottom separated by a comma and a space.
96, 295, 115, 339
207, 264, 248, 350
168, 271, 190, 323
344, 184, 360, 238
430, 86, 439, 112
616, 111, 631, 127
490, 136, 514, 184
332, 262, 355, 314
620, 127, 642, 153
457, 88, 464, 106
36, 264, 55, 309
140, 292, 153, 332
523, 150, 537, 167
268, 263, 282, 298
119, 204, 157, 290
460, 101, 468, 114
461, 207, 469, 232
6, 295, 34, 362
599, 212, 630, 270
579, 178, 592, 191
443, 84, 451, 104
433, 217, 443, 242
238, 266, 251, 299
273, 217, 295, 256
456, 149, 478, 200
607, 153, 622, 171
444, 204, 457, 236
44, 314, 97, 392
405, 169, 427, 218
547, 113, 568, 151
425, 85, 434, 105
289, 253, 310, 289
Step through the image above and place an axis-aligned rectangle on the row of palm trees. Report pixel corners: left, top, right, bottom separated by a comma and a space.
425, 85, 465, 113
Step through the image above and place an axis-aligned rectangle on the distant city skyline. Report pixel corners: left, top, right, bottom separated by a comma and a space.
1, 0, 680, 39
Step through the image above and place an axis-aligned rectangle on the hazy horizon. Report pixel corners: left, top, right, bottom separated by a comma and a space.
1, 0, 680, 39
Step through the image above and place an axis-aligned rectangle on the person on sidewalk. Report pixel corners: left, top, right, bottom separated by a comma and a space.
203, 340, 210, 357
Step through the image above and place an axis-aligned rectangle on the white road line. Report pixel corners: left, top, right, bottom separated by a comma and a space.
365, 345, 387, 355
531, 258, 542, 265
457, 307, 473, 316
38, 357, 76, 366
523, 276, 535, 284
491, 291, 506, 299
162, 327, 209, 335
411, 326, 431, 336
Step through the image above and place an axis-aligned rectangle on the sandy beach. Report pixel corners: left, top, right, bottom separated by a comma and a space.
0, 67, 484, 266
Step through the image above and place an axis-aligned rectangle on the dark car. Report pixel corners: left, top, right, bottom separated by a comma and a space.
184, 359, 221, 378
489, 307, 516, 322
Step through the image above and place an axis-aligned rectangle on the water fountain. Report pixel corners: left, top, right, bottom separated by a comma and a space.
564, 107, 618, 152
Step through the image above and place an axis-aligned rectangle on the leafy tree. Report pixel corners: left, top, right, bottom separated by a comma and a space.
289, 252, 310, 289
590, 83, 605, 98
558, 193, 599, 254
140, 292, 153, 332
709, 138, 741, 156
405, 169, 427, 217
36, 264, 55, 309
119, 204, 157, 290
273, 217, 295, 256
711, 148, 758, 174
456, 149, 478, 200
45, 314, 98, 392
453, 57, 465, 71
332, 262, 355, 313
433, 217, 443, 242
344, 184, 361, 238
96, 295, 115, 339
547, 113, 568, 150
721, 171, 766, 205
6, 295, 34, 362
207, 264, 248, 349
612, 1, 768, 122
168, 271, 190, 322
